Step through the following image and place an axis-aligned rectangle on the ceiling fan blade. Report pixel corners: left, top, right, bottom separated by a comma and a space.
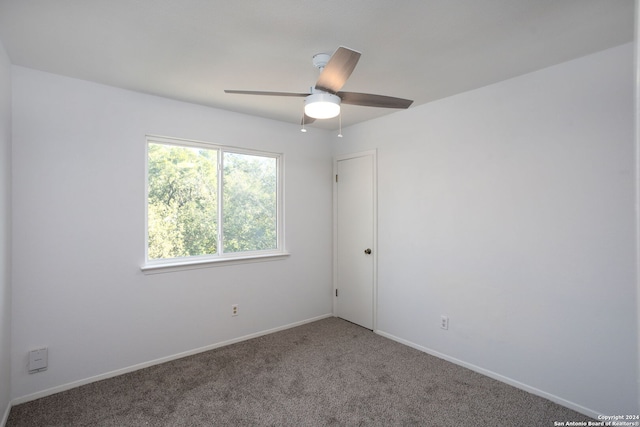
225, 90, 309, 97
315, 46, 361, 94
338, 91, 413, 109
301, 114, 316, 125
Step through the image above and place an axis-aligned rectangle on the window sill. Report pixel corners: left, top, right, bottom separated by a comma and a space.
141, 252, 290, 274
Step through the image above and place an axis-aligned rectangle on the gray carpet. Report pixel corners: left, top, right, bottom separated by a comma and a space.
8, 317, 592, 426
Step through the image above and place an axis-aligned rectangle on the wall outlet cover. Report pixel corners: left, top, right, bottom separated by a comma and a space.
440, 316, 449, 330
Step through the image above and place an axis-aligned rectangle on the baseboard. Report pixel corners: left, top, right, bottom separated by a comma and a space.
374, 329, 602, 420
12, 313, 333, 406
1, 400, 10, 427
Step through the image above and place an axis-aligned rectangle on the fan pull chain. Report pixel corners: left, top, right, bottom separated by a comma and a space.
301, 106, 307, 133
338, 111, 343, 138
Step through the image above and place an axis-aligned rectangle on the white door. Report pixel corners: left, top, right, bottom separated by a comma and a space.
335, 151, 375, 330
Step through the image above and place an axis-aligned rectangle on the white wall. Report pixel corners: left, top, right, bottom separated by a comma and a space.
636, 0, 640, 413
10, 67, 334, 401
335, 43, 638, 416
0, 40, 12, 424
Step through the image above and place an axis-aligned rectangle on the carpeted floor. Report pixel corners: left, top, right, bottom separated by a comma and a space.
7, 317, 592, 426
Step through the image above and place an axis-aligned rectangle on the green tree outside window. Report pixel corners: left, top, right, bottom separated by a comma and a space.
147, 140, 279, 261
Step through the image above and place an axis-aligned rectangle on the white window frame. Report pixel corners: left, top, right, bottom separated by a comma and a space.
141, 135, 288, 273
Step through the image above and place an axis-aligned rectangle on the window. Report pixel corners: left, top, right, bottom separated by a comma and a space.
143, 136, 285, 271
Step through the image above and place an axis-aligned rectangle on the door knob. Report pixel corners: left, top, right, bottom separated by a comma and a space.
364, 248, 372, 255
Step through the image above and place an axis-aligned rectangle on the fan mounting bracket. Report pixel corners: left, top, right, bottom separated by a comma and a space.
312, 53, 331, 70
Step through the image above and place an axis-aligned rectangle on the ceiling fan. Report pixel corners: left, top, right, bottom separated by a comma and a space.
225, 46, 413, 124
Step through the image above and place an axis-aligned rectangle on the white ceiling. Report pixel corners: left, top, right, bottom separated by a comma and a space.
0, 0, 634, 130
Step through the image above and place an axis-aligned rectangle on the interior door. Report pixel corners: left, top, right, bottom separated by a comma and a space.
335, 151, 375, 330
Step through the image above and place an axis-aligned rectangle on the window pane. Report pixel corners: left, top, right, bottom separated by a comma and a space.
147, 143, 218, 259
223, 152, 277, 253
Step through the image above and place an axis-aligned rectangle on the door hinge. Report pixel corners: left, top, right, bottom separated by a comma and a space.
335, 174, 338, 183
335, 289, 338, 297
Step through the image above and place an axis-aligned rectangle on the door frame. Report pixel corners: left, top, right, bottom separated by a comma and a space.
333, 149, 378, 331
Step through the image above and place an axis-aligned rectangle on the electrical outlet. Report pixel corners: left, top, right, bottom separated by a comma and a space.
232, 304, 239, 316
440, 315, 449, 330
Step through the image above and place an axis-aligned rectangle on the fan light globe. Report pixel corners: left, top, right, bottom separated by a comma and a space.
305, 92, 341, 119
